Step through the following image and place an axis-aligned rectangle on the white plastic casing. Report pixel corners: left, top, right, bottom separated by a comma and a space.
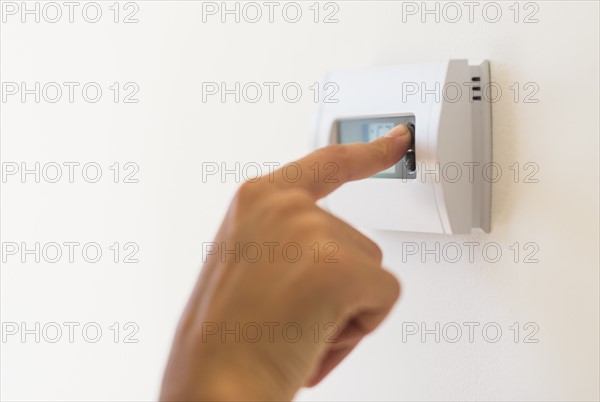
314, 59, 492, 234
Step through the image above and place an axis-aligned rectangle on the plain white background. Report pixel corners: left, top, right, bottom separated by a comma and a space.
1, 1, 599, 400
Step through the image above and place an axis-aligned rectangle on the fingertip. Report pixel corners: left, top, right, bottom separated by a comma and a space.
379, 124, 412, 165
384, 123, 411, 139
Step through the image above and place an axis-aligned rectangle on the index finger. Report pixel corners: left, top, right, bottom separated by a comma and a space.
272, 124, 412, 199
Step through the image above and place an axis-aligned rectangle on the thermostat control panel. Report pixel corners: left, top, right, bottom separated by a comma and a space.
314, 59, 492, 234
336, 115, 416, 180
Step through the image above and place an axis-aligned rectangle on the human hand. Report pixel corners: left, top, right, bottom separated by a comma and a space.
160, 124, 413, 401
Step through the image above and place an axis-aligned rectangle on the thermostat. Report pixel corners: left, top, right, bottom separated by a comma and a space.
314, 60, 492, 234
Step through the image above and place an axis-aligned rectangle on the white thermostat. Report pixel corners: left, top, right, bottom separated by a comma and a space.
314, 60, 492, 234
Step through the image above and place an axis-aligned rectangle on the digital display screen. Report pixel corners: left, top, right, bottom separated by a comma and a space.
337, 115, 416, 179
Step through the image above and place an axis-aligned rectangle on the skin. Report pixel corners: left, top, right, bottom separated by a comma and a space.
160, 124, 413, 401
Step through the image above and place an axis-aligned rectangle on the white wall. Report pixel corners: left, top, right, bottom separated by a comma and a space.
1, 1, 598, 401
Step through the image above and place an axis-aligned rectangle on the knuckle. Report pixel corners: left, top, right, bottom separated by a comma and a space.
383, 270, 402, 302
372, 139, 394, 165
321, 145, 351, 178
371, 242, 384, 263
295, 211, 331, 238
269, 188, 313, 214
235, 181, 263, 205
323, 143, 348, 157
283, 187, 314, 204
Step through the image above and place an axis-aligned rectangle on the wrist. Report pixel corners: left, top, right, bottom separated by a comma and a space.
161, 345, 293, 402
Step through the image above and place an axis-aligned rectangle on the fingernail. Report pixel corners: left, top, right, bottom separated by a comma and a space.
385, 124, 410, 138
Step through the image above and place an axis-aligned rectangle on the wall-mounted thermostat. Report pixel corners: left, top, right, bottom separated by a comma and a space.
314, 60, 492, 234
